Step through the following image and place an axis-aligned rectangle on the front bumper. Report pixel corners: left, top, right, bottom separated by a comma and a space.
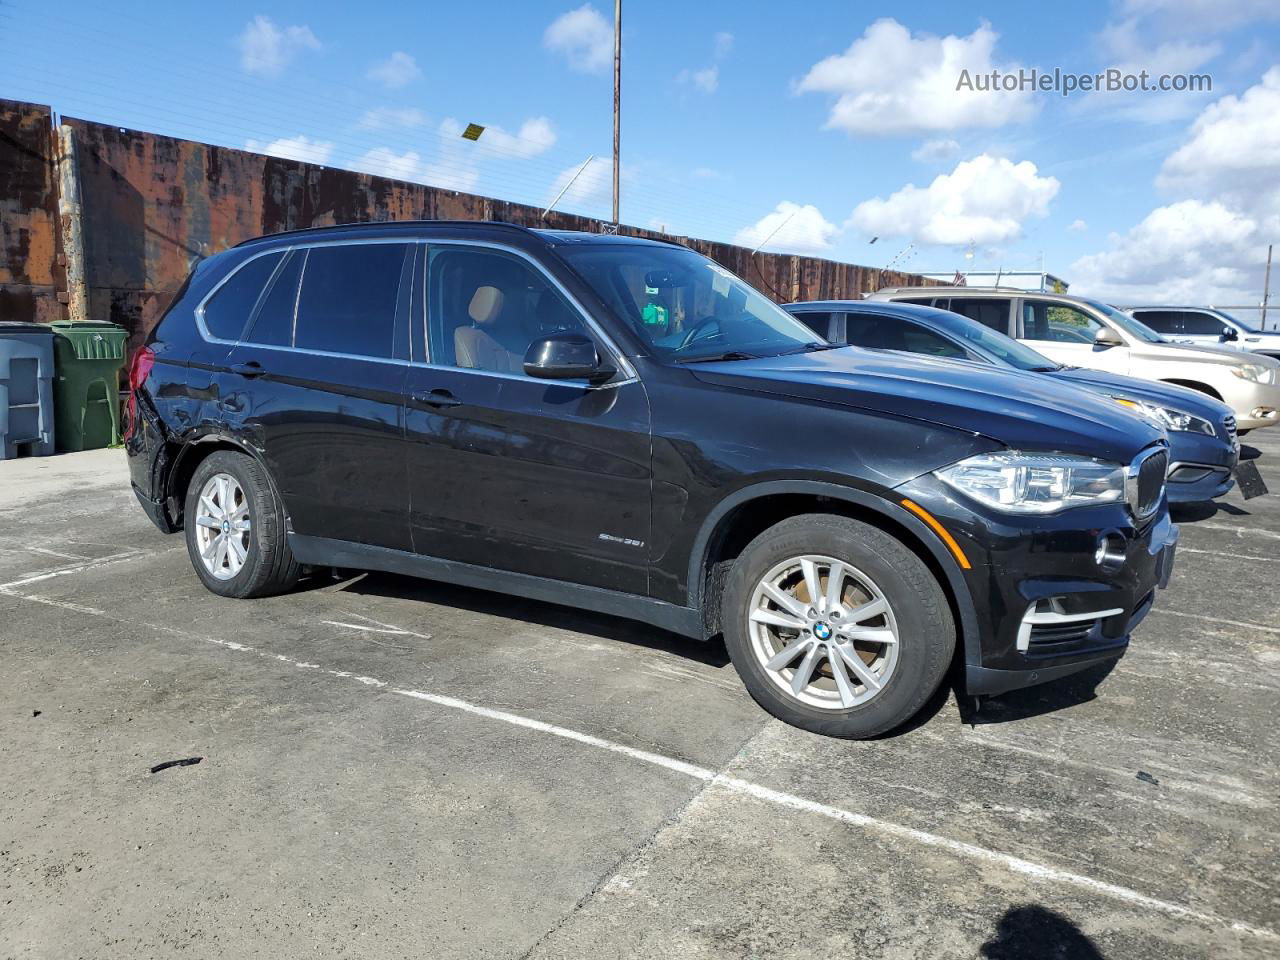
1224, 378, 1280, 431
1166, 427, 1237, 503
895, 476, 1179, 697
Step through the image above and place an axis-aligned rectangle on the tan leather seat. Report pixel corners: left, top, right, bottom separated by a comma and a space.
454, 286, 521, 372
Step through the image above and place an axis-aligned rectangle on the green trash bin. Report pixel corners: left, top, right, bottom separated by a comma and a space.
49, 321, 129, 452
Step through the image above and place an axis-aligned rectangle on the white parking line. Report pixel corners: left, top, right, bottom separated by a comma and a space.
0, 550, 159, 591
2, 585, 1275, 945
1179, 546, 1280, 563
1153, 608, 1280, 635
1194, 523, 1280, 541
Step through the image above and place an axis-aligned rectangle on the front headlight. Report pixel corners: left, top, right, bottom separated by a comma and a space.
1231, 362, 1270, 383
935, 452, 1125, 514
1111, 397, 1215, 436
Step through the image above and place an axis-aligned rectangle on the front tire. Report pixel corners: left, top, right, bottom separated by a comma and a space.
722, 514, 955, 739
184, 450, 301, 598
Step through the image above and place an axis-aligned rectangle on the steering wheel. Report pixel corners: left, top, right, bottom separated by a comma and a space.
677, 315, 723, 350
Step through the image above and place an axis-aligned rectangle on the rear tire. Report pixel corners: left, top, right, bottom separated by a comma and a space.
184, 450, 301, 598
722, 514, 954, 739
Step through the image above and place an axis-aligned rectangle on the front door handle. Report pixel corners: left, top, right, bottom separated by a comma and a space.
230, 361, 265, 378
411, 388, 463, 409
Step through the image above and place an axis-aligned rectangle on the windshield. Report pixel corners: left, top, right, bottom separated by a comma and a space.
557, 243, 826, 361
920, 309, 1060, 371
1084, 299, 1166, 343
1216, 309, 1259, 332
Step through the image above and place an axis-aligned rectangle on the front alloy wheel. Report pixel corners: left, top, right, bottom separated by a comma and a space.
748, 555, 899, 710
721, 514, 955, 739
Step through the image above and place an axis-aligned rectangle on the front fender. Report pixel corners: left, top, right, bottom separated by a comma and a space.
687, 479, 981, 669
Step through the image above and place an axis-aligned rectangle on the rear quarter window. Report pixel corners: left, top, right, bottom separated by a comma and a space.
201, 252, 283, 341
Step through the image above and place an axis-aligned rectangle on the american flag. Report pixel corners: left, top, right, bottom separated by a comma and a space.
953, 271, 967, 286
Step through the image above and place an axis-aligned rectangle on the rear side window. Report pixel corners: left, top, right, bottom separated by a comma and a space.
897, 297, 937, 307
946, 298, 1010, 334
294, 243, 411, 358
1131, 310, 1181, 333
244, 251, 303, 347
793, 311, 834, 338
202, 252, 283, 341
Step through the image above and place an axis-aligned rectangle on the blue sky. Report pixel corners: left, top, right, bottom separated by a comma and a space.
1, 0, 1278, 305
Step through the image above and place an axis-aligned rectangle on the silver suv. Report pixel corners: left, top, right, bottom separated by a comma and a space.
870, 287, 1280, 433
1126, 307, 1280, 361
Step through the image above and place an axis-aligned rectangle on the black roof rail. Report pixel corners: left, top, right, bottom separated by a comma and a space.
231, 219, 546, 249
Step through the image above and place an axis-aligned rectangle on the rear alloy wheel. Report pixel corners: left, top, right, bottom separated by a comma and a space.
723, 514, 955, 739
193, 473, 251, 581
184, 450, 301, 599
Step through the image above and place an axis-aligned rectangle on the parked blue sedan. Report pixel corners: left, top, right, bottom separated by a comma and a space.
785, 300, 1240, 503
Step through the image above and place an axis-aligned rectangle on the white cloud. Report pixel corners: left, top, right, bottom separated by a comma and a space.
244, 135, 333, 165
714, 32, 734, 58
479, 117, 557, 158
1072, 68, 1280, 304
544, 157, 611, 212
848, 154, 1059, 246
733, 201, 839, 254
1070, 200, 1259, 302
1077, 18, 1220, 122
544, 4, 612, 74
1157, 66, 1280, 209
353, 147, 422, 182
357, 107, 427, 131
678, 66, 719, 93
797, 19, 1036, 136
1117, 0, 1280, 31
367, 51, 422, 89
237, 16, 320, 76
912, 138, 961, 163
1068, 219, 1088, 232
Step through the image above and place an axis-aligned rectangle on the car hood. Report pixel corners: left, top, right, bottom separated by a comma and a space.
1047, 367, 1233, 423
689, 348, 1166, 465
1129, 339, 1278, 368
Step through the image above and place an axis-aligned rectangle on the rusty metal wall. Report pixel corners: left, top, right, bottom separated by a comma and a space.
24, 109, 934, 353
0, 100, 62, 324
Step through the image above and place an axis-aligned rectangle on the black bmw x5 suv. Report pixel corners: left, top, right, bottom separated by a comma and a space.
127, 221, 1178, 738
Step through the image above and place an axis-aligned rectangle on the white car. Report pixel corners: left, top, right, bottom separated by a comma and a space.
869, 287, 1280, 432
1126, 306, 1280, 362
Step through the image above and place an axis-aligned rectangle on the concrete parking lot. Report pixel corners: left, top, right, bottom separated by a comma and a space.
2, 436, 1278, 959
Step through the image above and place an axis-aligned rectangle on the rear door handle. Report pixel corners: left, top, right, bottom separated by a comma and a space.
229, 361, 265, 378
411, 388, 463, 409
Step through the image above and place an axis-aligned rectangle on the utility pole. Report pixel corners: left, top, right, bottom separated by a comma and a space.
611, 0, 621, 226
1262, 243, 1273, 330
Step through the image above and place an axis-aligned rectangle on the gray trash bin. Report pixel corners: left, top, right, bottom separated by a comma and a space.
0, 321, 57, 459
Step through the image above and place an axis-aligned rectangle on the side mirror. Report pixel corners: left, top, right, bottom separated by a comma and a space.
1221, 326, 1239, 342
523, 333, 616, 382
1094, 327, 1124, 348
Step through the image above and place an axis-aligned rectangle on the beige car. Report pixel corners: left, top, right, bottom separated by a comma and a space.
870, 287, 1280, 432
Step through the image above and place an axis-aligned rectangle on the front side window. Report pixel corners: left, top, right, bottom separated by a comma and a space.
293, 243, 410, 358
428, 246, 588, 374
844, 313, 968, 359
557, 243, 824, 362
1022, 300, 1106, 344
203, 252, 283, 341
1180, 311, 1230, 335
793, 311, 835, 338
925, 309, 1059, 371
